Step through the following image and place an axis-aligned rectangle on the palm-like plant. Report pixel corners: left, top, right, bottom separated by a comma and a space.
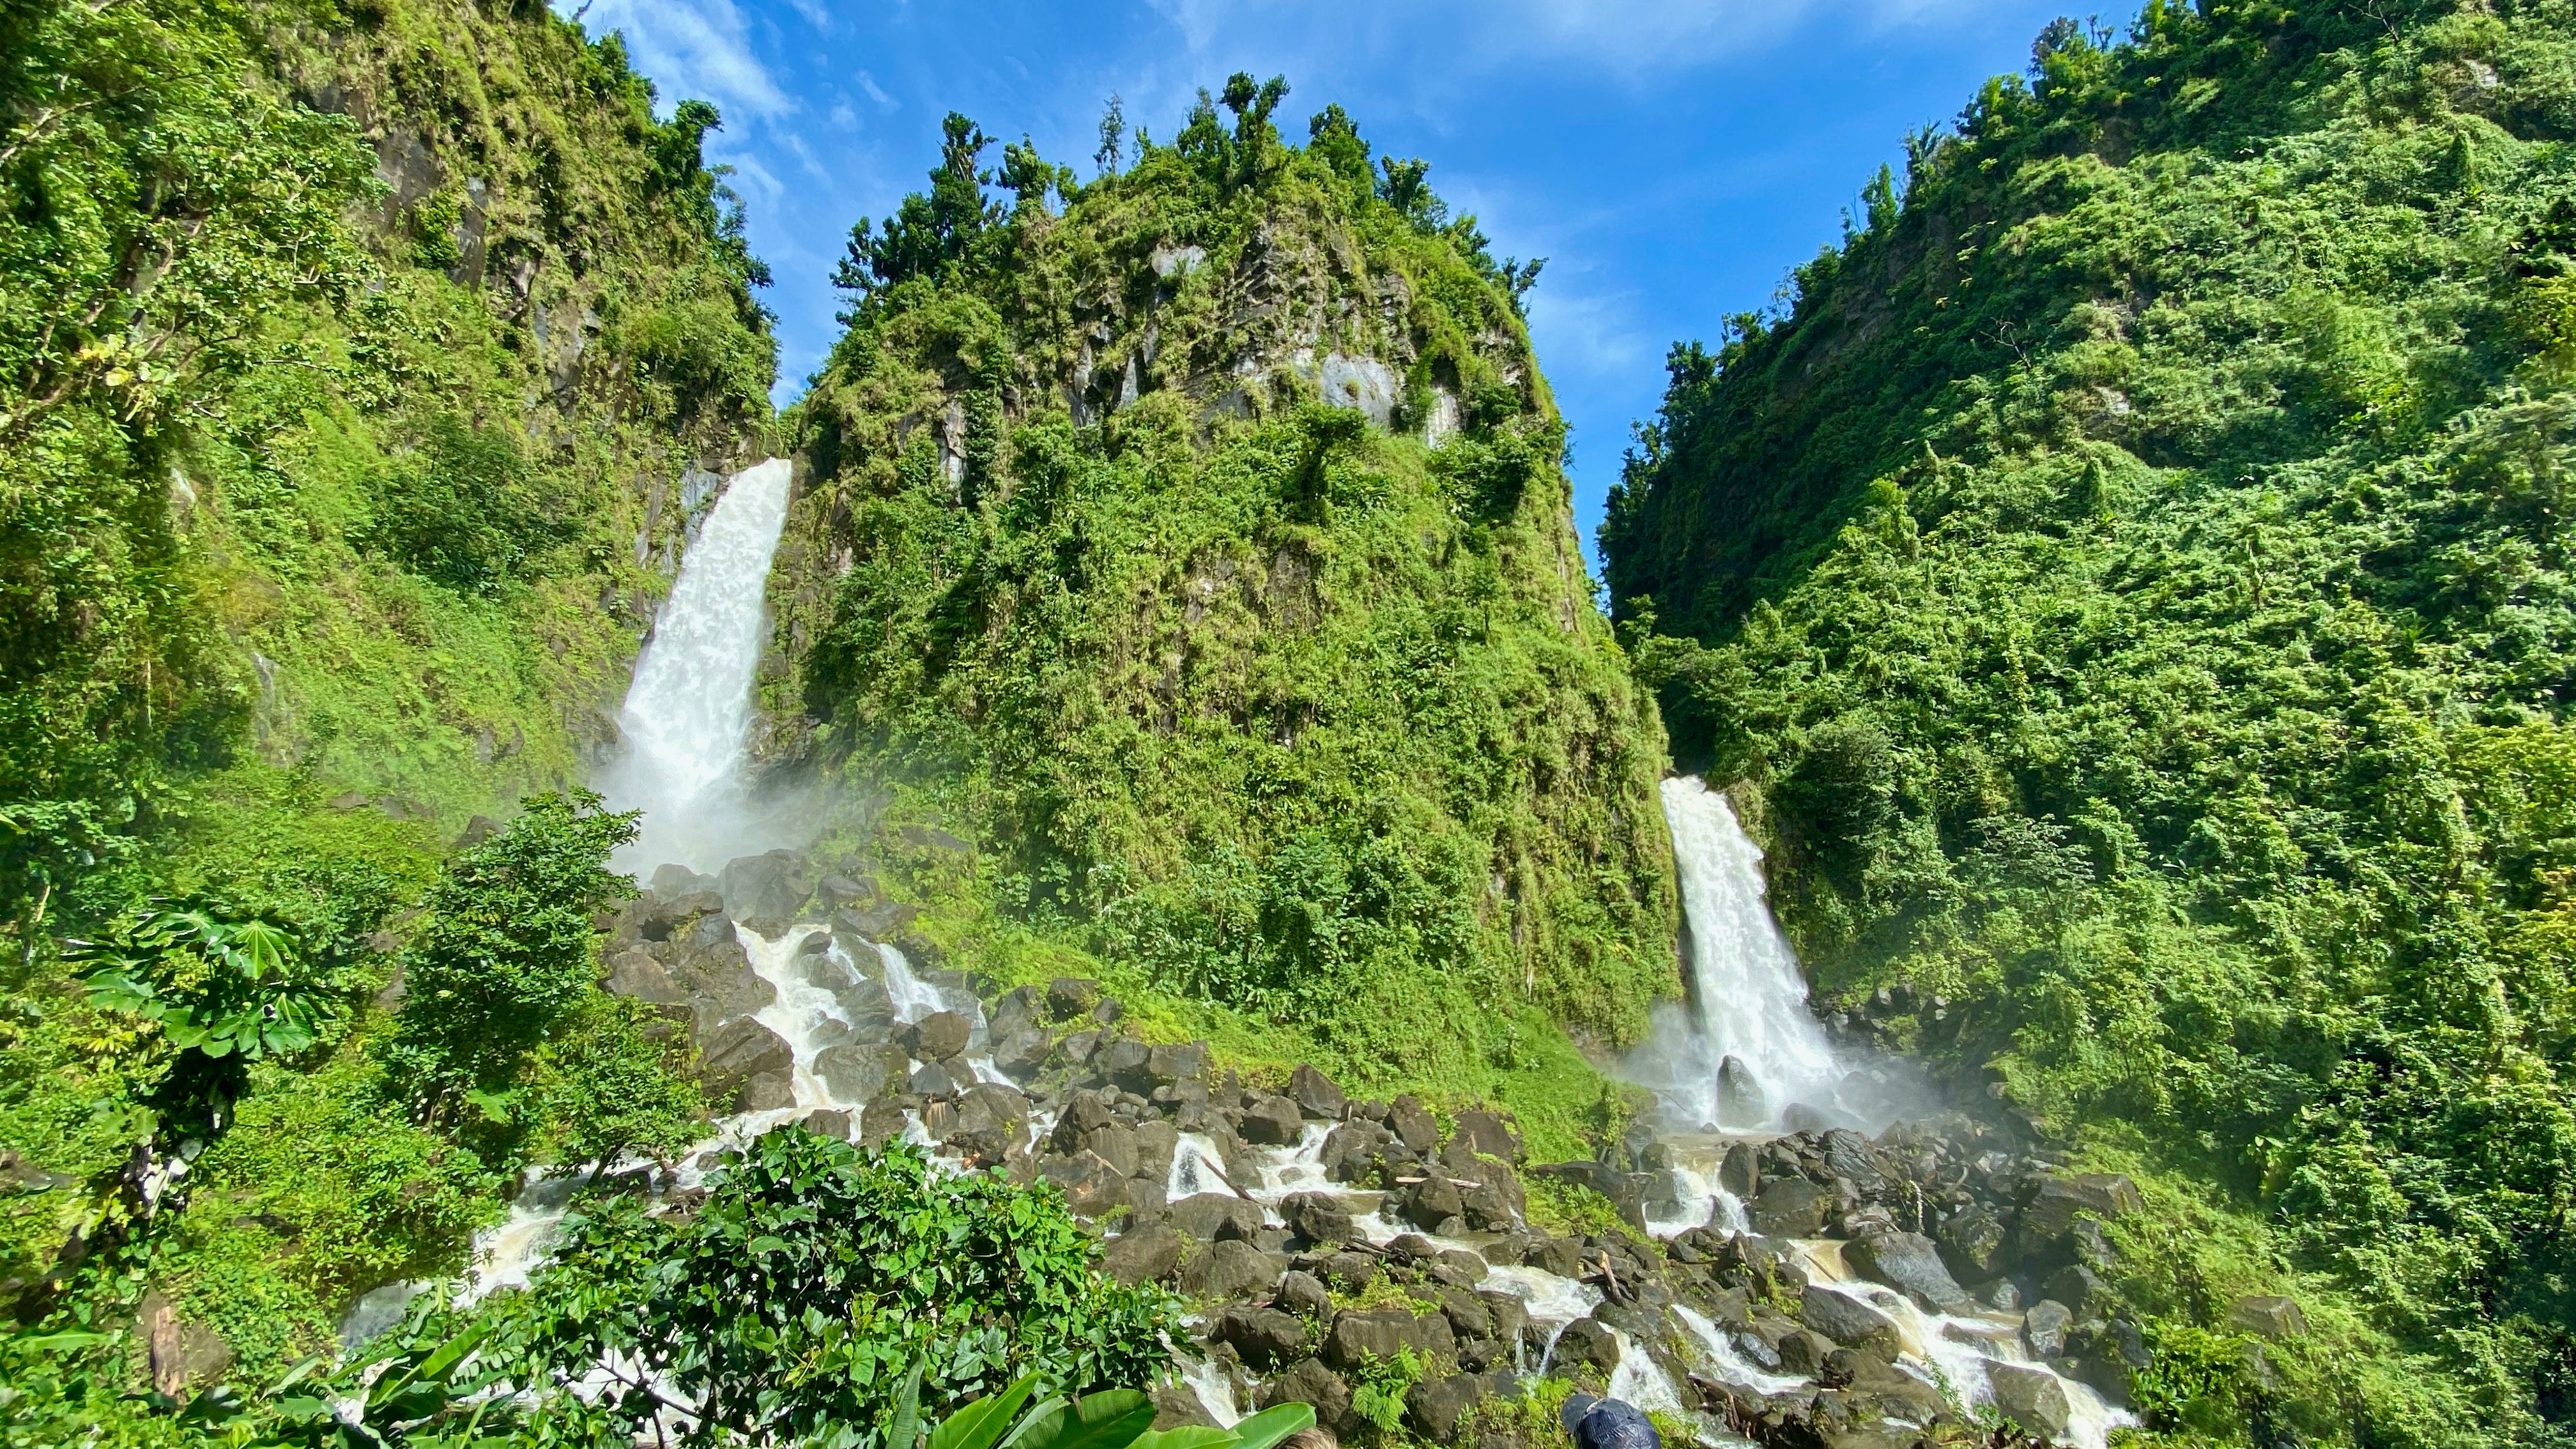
72, 902, 330, 1061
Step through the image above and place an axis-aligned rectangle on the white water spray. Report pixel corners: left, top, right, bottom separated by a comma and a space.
1629, 777, 1846, 1131
600, 457, 795, 874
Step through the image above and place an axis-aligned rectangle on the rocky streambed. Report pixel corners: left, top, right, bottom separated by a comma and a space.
457, 855, 2301, 1449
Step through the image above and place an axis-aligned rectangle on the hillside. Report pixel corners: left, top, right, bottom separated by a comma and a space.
770, 94, 1676, 1133
1602, 3, 2576, 1442
2, 0, 769, 1376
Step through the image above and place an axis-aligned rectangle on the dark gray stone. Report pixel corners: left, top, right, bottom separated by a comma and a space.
697, 1017, 793, 1109
1750, 1178, 1834, 1238
1549, 1317, 1622, 1376
1047, 977, 1103, 1020
814, 1043, 909, 1105
1936, 1206, 2013, 1280
1167, 1192, 1266, 1241
1388, 1095, 1438, 1152
2023, 1300, 2074, 1358
1846, 1230, 1973, 1314
1276, 1269, 1333, 1319
1289, 1064, 1347, 1120
1040, 1151, 1127, 1216
719, 851, 813, 926
2044, 1264, 2108, 1317
906, 1011, 971, 1062
1719, 1141, 1759, 1199
1102, 1223, 1185, 1285
1797, 1285, 1902, 1359
1218, 1305, 1310, 1368
2228, 1294, 2310, 1340
1405, 1372, 1493, 1442
1282, 1192, 1356, 1245
1259, 1359, 1352, 1435
1240, 1094, 1306, 1146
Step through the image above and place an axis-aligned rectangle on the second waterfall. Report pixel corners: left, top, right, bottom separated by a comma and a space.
598, 457, 795, 875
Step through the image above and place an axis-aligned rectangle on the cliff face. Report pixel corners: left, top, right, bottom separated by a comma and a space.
771, 102, 1675, 1108
0, 0, 774, 916
1600, 5, 2576, 1439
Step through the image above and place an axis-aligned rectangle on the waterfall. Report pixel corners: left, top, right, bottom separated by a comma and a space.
1630, 776, 1869, 1133
599, 457, 793, 874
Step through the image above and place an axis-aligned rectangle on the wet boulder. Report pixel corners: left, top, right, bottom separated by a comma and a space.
1934, 1205, 2012, 1280
1549, 1317, 1623, 1376
1797, 1284, 1902, 1360
813, 1043, 909, 1105
1749, 1178, 1834, 1238
1719, 1141, 1761, 1199
1276, 1269, 1333, 1320
1844, 1230, 1972, 1314
1987, 1362, 2071, 1440
2016, 1172, 2144, 1261
1041, 1151, 1129, 1216
1325, 1307, 1454, 1370
909, 1061, 960, 1098
1405, 1372, 1497, 1443
1281, 1192, 1356, 1246
802, 1108, 854, 1140
992, 1026, 1054, 1082
1387, 1096, 1438, 1153
698, 1017, 794, 1110
904, 1011, 971, 1062
1449, 1110, 1519, 1162
741, 1072, 795, 1112
2022, 1299, 2074, 1359
604, 948, 688, 1011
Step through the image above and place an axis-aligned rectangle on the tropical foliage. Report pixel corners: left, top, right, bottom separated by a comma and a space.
1603, 2, 2576, 1441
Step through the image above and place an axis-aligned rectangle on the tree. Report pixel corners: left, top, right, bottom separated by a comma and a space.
835, 113, 999, 307
383, 791, 638, 1122
1094, 94, 1125, 177
72, 902, 334, 1134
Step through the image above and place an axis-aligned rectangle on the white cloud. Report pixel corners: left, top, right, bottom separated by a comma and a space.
856, 70, 899, 111
576, 0, 792, 119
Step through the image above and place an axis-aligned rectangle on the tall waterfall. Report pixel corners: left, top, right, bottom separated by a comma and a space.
599, 457, 794, 874
1631, 776, 1882, 1133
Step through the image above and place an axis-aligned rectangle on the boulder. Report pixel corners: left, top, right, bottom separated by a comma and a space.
1716, 1055, 1765, 1124
2018, 1173, 2144, 1255
1986, 1362, 2072, 1441
992, 1027, 1054, 1081
741, 1071, 795, 1112
1397, 1173, 1466, 1232
1388, 1096, 1438, 1153
1325, 1308, 1452, 1369
1797, 1284, 1903, 1359
905, 1011, 972, 1062
141, 1291, 233, 1395
1240, 1094, 1307, 1146
1276, 1269, 1333, 1320
1820, 1130, 1892, 1198
1549, 1317, 1622, 1376
1102, 1223, 1186, 1285
1145, 1041, 1210, 1088
698, 1017, 793, 1109
1776, 1327, 1839, 1376
1179, 1238, 1283, 1300
1719, 1142, 1760, 1199
802, 1108, 854, 1140
1282, 1192, 1356, 1246
1047, 977, 1103, 1020
2023, 1299, 2073, 1358
910, 1061, 960, 1098
1289, 1064, 1347, 1120
1040, 1151, 1128, 1216
1260, 1360, 1353, 1435
1168, 1191, 1266, 1241
2228, 1294, 2310, 1340
1307, 1250, 1379, 1292
2044, 1264, 2108, 1317
719, 851, 814, 927
814, 1043, 909, 1105
650, 863, 719, 898
1405, 1373, 1494, 1443
1449, 1110, 1518, 1161
1935, 1206, 2012, 1280
860, 1100, 908, 1148
604, 949, 688, 1009
1218, 1305, 1312, 1368
1749, 1178, 1834, 1238
1845, 1230, 1973, 1314
990, 985, 1044, 1040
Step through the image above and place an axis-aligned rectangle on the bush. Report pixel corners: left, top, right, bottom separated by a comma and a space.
474, 1130, 1181, 1446
356, 411, 571, 594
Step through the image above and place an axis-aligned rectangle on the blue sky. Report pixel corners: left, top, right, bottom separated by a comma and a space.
569, 0, 2073, 564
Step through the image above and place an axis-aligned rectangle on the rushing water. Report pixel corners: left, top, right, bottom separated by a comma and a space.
598, 457, 795, 875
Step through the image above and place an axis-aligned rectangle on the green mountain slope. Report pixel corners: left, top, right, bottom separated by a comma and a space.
1, 0, 769, 1356
775, 97, 1675, 1133
1604, 3, 2576, 1440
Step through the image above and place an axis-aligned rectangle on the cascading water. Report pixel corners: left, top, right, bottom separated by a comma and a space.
1629, 775, 1882, 1133
598, 457, 795, 875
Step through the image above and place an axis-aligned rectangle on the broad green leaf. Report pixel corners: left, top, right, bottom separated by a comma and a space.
931, 1372, 1041, 1449
889, 1356, 925, 1449
1222, 1402, 1314, 1449
1013, 1390, 1157, 1449
1128, 1427, 1242, 1449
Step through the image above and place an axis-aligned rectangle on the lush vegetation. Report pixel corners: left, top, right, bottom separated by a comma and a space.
781, 82, 1674, 1142
0, 0, 769, 1424
1602, 3, 2576, 1442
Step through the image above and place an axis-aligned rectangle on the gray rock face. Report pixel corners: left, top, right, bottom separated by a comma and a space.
1041, 1151, 1128, 1216
719, 851, 813, 927
741, 1071, 795, 1112
1405, 1372, 1494, 1442
1102, 1223, 1185, 1285
1289, 1064, 1347, 1120
1167, 1192, 1265, 1241
1178, 1238, 1283, 1299
813, 1043, 908, 1105
2044, 1264, 2108, 1317
1988, 1362, 2072, 1439
1845, 1230, 1973, 1314
909, 1061, 960, 1098
992, 1026, 1053, 1081
1751, 1178, 1834, 1238
698, 1017, 793, 1110
2018, 1172, 2144, 1255
1448, 1110, 1519, 1162
802, 1109, 853, 1139
1797, 1284, 1903, 1359
1326, 1307, 1455, 1369
1047, 976, 1103, 1019
1397, 1173, 1465, 1231
1276, 1269, 1333, 1319
1936, 1206, 2012, 1280
1387, 1096, 1438, 1153
604, 948, 687, 1009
